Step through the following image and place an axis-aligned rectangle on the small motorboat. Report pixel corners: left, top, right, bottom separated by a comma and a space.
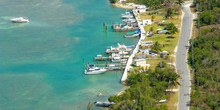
94, 101, 115, 107
84, 65, 106, 75
124, 30, 141, 38
10, 17, 29, 23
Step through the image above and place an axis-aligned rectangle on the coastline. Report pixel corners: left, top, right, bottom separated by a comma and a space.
112, 2, 133, 9
114, 1, 185, 108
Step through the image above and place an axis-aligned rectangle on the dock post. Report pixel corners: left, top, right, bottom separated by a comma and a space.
105, 26, 108, 32
103, 22, 105, 28
83, 58, 85, 76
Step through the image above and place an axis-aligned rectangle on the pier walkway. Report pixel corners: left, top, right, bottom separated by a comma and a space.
121, 9, 147, 82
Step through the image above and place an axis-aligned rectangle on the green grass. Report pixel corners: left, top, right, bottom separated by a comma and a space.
139, 10, 182, 54
166, 92, 179, 110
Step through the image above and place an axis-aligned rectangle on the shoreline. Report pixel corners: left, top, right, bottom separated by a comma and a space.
112, 2, 133, 9
115, 2, 185, 104
121, 9, 147, 82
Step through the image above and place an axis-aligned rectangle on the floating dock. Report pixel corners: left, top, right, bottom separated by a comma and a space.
94, 56, 129, 61
86, 63, 126, 71
112, 23, 139, 32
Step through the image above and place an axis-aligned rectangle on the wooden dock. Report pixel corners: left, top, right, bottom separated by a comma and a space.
94, 56, 129, 61
105, 49, 133, 54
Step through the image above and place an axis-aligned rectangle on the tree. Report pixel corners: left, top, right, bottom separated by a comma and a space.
151, 41, 162, 53
150, 27, 154, 32
167, 72, 180, 89
157, 61, 167, 68
199, 11, 215, 26
165, 23, 178, 35
165, 8, 174, 19
176, 0, 184, 7
151, 14, 156, 22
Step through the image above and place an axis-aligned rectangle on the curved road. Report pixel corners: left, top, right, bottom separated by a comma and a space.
175, 1, 194, 110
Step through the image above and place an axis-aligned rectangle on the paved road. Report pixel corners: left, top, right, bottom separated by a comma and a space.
175, 1, 194, 110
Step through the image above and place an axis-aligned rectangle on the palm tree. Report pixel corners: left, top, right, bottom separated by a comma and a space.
151, 41, 162, 53
168, 72, 180, 90
170, 25, 178, 35
165, 23, 178, 36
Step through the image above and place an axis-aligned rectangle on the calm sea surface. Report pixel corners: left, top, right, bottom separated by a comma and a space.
0, 0, 138, 109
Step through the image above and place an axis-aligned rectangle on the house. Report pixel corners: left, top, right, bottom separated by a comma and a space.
134, 59, 146, 66
143, 19, 152, 26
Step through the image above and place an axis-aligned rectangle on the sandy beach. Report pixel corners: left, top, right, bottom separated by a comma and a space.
112, 2, 133, 9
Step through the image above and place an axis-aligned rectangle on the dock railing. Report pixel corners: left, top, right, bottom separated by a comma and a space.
121, 9, 147, 83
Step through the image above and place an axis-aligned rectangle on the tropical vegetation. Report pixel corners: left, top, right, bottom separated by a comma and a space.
151, 41, 162, 53
165, 23, 178, 35
108, 67, 180, 109
188, 0, 220, 109
188, 27, 219, 110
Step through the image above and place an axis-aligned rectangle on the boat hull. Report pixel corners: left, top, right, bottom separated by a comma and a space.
10, 20, 29, 23
124, 34, 139, 38
84, 69, 107, 75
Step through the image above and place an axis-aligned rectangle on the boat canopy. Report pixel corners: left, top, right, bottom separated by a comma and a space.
88, 65, 94, 67
127, 32, 136, 34
136, 30, 141, 33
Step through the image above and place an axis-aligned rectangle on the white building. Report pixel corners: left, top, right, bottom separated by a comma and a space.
134, 59, 146, 66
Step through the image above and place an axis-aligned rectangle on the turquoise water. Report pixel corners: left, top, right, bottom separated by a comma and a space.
0, 0, 138, 110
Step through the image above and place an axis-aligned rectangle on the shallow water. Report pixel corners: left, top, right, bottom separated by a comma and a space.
0, 0, 138, 109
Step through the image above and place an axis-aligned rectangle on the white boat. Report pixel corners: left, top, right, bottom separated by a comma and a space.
94, 101, 115, 107
84, 65, 106, 75
121, 12, 133, 19
10, 17, 29, 23
122, 18, 136, 23
124, 30, 140, 38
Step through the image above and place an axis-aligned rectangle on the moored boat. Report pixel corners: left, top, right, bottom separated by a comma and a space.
124, 30, 140, 38
121, 12, 133, 19
10, 17, 29, 23
84, 65, 106, 75
94, 101, 115, 107
122, 18, 136, 23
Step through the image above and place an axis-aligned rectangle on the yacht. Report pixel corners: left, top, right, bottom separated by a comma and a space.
10, 17, 29, 23
84, 65, 107, 75
122, 18, 136, 23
